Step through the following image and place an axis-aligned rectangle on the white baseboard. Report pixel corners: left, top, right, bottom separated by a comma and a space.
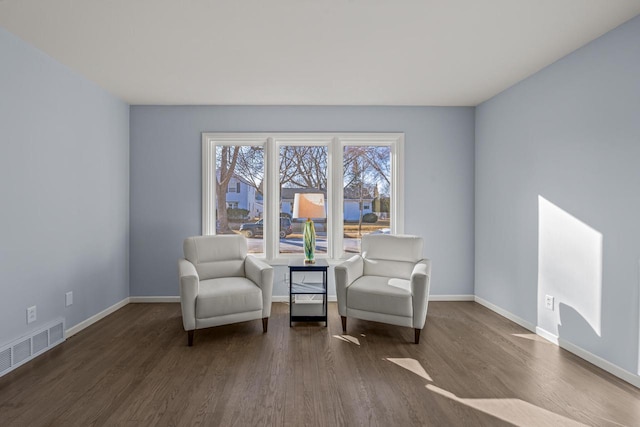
477, 297, 640, 389
65, 297, 130, 338
127, 295, 474, 303
535, 326, 640, 389
535, 326, 559, 345
271, 295, 474, 303
474, 296, 536, 332
272, 296, 337, 302
430, 294, 475, 301
129, 296, 180, 303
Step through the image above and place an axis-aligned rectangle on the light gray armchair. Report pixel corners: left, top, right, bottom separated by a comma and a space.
335, 234, 431, 344
179, 234, 274, 346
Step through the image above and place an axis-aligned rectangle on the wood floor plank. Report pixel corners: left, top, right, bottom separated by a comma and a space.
0, 302, 639, 426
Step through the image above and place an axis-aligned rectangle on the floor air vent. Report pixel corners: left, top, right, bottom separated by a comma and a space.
0, 318, 65, 377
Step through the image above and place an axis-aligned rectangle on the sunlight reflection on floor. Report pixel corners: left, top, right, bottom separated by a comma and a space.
332, 335, 360, 345
426, 385, 586, 426
385, 358, 432, 381
383, 356, 586, 426
512, 333, 554, 344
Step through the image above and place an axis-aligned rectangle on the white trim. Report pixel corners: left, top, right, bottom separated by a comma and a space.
65, 297, 130, 338
130, 296, 180, 303
473, 296, 536, 332
201, 134, 269, 237
559, 338, 640, 388
535, 326, 559, 345
393, 134, 405, 234
272, 295, 338, 303
477, 296, 640, 389
429, 294, 475, 301
129, 295, 477, 303
536, 326, 640, 389
201, 133, 215, 235
265, 137, 277, 259
272, 295, 474, 303
337, 134, 404, 257
131, 295, 476, 303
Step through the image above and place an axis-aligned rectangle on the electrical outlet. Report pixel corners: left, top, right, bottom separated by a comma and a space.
27, 306, 37, 324
544, 295, 554, 311
65, 291, 73, 307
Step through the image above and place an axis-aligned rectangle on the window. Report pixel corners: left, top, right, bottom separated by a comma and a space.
210, 142, 265, 254
203, 133, 403, 260
343, 145, 392, 253
279, 144, 329, 256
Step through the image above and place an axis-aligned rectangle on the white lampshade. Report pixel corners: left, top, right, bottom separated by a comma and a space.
292, 193, 326, 219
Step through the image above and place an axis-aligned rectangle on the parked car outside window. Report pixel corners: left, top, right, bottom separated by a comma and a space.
239, 218, 293, 239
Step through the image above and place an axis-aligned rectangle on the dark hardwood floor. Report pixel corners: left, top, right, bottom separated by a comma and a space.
0, 302, 638, 426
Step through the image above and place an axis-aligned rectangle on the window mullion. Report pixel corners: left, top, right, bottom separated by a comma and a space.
331, 137, 344, 259
265, 137, 279, 260
391, 135, 405, 234
202, 136, 215, 235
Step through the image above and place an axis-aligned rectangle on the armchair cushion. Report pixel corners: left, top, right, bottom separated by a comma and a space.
362, 259, 416, 280
348, 276, 412, 318
196, 277, 263, 318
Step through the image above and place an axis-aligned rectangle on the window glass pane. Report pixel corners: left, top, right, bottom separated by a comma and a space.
343, 145, 391, 253
279, 145, 328, 255
215, 145, 264, 254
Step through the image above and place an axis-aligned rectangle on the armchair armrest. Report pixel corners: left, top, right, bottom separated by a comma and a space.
334, 255, 364, 316
245, 255, 274, 318
410, 259, 431, 329
178, 258, 199, 331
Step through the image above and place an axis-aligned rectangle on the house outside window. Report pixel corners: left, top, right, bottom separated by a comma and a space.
203, 133, 403, 260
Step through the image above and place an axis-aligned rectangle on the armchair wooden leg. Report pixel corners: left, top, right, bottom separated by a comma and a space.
341, 316, 347, 334
262, 317, 268, 333
414, 328, 421, 344
187, 330, 194, 347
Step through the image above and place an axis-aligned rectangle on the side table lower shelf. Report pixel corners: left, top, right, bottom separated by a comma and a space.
290, 301, 326, 323
288, 258, 329, 327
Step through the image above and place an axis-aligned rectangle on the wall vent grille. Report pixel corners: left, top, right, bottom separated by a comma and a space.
50, 323, 64, 344
13, 338, 31, 364
0, 348, 11, 374
33, 330, 48, 354
0, 318, 65, 378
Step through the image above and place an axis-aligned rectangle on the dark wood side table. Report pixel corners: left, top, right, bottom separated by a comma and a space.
288, 258, 328, 327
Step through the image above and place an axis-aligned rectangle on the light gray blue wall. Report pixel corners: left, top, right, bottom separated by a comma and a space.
130, 106, 475, 298
0, 27, 130, 345
475, 16, 640, 374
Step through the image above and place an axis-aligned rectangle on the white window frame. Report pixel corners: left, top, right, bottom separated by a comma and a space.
202, 132, 404, 262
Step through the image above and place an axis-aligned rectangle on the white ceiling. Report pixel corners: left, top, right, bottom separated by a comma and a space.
1, 0, 639, 106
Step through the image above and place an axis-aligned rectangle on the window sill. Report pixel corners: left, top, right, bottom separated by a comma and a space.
253, 256, 349, 267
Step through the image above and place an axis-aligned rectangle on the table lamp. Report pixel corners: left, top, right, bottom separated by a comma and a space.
292, 193, 326, 263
